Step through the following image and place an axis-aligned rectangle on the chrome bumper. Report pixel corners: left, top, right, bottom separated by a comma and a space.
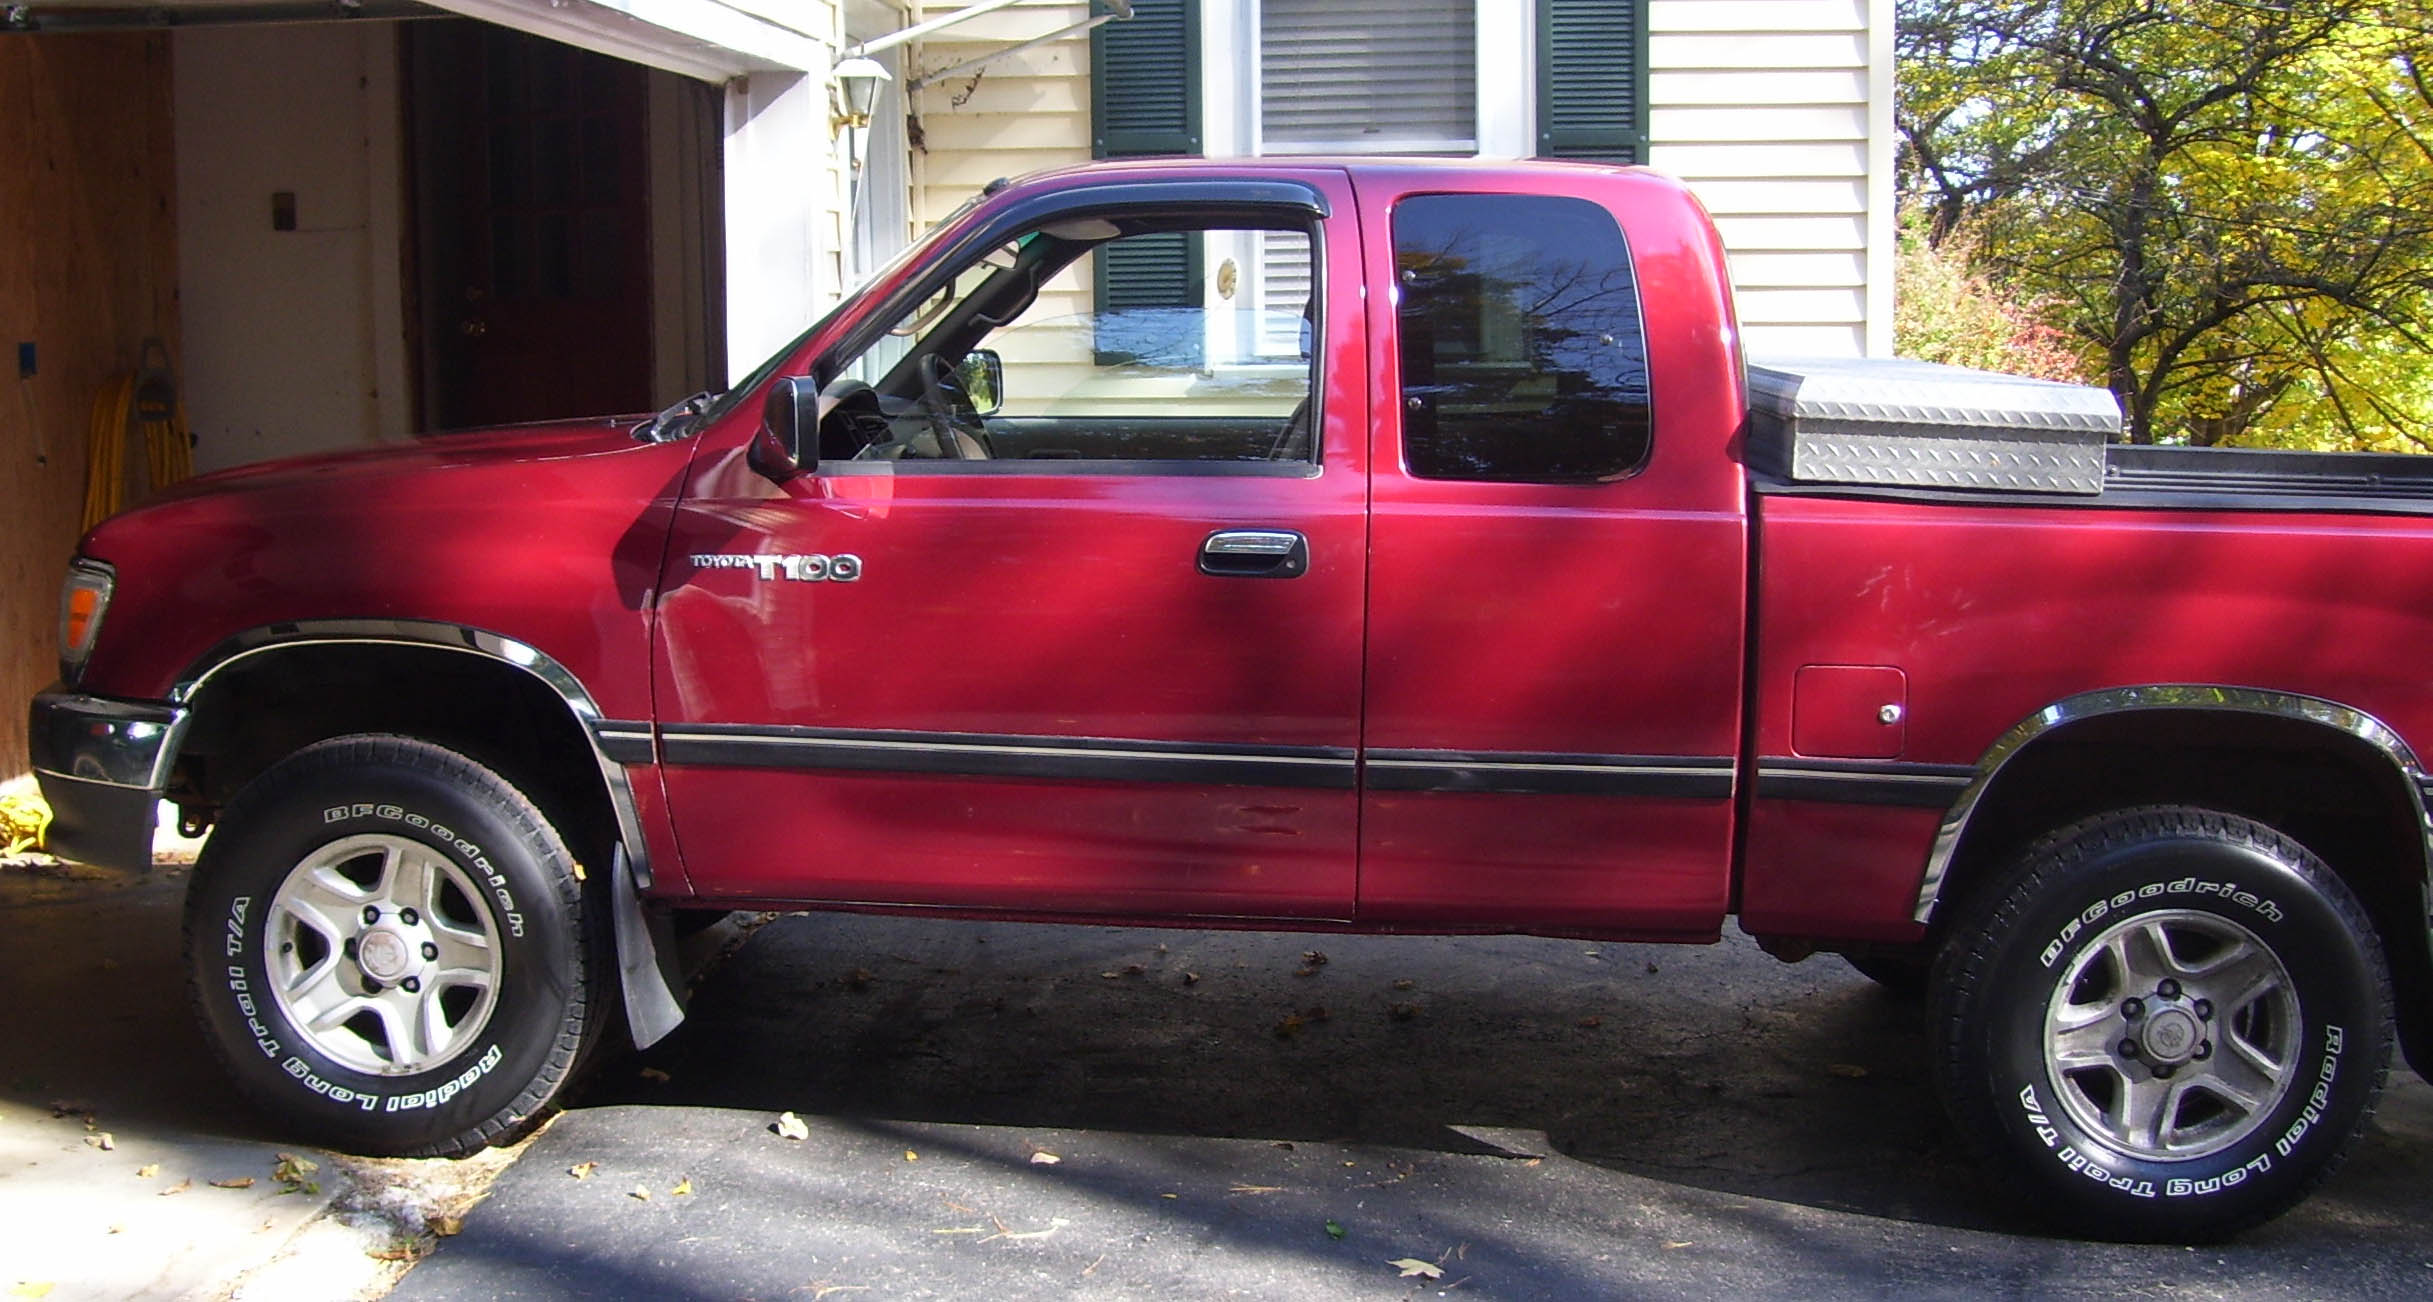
28, 686, 187, 870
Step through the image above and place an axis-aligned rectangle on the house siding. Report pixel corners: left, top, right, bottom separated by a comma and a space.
1649, 0, 1885, 355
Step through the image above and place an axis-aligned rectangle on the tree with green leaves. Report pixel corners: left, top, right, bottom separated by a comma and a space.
1897, 0, 2433, 448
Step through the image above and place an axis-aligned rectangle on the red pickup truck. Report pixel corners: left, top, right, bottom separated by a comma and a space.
31, 158, 2433, 1240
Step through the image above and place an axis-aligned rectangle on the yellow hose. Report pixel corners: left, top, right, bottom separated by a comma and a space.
81, 370, 192, 532
0, 790, 51, 856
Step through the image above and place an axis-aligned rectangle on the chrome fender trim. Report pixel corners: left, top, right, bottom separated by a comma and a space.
176, 619, 657, 890
1913, 684, 2433, 925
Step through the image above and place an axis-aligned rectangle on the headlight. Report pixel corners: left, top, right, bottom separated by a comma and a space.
59, 559, 115, 683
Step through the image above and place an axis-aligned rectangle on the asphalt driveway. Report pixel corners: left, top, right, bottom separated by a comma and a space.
392, 913, 2433, 1300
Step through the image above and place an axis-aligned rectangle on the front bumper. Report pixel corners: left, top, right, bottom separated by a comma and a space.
28, 686, 187, 870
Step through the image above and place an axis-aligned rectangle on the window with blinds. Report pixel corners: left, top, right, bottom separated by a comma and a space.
1258, 0, 1478, 156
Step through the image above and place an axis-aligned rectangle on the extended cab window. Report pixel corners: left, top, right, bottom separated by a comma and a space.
1392, 194, 1651, 482
820, 216, 1319, 467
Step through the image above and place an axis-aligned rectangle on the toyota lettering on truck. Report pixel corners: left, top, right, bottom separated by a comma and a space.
27, 157, 2433, 1242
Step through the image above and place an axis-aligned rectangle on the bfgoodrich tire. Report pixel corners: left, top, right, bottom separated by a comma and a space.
184, 734, 603, 1155
1931, 806, 2391, 1241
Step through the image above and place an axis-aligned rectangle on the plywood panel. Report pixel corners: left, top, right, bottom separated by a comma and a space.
0, 33, 179, 779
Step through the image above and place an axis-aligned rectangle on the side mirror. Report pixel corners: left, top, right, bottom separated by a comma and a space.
749, 376, 821, 481
956, 350, 1004, 417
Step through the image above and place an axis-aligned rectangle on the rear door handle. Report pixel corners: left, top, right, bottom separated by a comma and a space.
1199, 529, 1308, 579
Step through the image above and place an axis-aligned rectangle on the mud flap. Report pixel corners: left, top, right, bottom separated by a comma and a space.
610, 845, 686, 1048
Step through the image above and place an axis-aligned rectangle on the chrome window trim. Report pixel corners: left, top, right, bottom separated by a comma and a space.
174, 620, 656, 887
1912, 684, 2433, 924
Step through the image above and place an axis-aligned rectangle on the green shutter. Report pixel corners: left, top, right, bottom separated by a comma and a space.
1092, 0, 1201, 159
1091, 0, 1203, 364
1537, 0, 1648, 165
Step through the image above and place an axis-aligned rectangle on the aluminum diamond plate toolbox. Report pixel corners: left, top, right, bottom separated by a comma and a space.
1745, 357, 2123, 495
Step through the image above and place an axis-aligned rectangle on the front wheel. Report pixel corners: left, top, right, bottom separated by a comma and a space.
184, 735, 604, 1155
1931, 806, 2391, 1240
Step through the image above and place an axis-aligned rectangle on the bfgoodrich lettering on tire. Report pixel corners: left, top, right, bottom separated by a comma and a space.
1931, 806, 2391, 1241
183, 734, 602, 1156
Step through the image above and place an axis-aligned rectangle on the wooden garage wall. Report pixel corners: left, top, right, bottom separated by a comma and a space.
0, 33, 180, 779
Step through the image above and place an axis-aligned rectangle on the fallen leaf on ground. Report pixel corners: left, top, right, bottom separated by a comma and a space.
428, 1213, 465, 1236
1301, 950, 1328, 968
981, 1217, 1069, 1243
805, 1285, 869, 1300
1577, 1016, 1603, 1029
1229, 1184, 1283, 1195
932, 1226, 986, 1235
1324, 1220, 1346, 1240
629, 1186, 651, 1202
1099, 972, 1121, 979
1827, 1063, 1869, 1079
1391, 978, 1416, 991
904, 1150, 919, 1163
569, 1161, 599, 1179
210, 1177, 256, 1189
841, 968, 874, 990
1390, 1259, 1445, 1280
672, 1177, 694, 1196
775, 1112, 811, 1141
1390, 1003, 1420, 1021
134, 1164, 159, 1179
638, 1067, 671, 1083
1180, 972, 1199, 985
10, 1283, 56, 1298
158, 1179, 192, 1197
368, 1243, 428, 1263
1028, 1151, 1061, 1166
1664, 1241, 1693, 1250
1274, 1014, 1305, 1038
84, 1133, 115, 1151
271, 1153, 318, 1184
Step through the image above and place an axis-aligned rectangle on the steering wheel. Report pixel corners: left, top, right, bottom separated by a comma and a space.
918, 355, 991, 459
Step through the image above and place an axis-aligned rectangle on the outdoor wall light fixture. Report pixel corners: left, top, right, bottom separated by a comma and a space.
831, 57, 891, 134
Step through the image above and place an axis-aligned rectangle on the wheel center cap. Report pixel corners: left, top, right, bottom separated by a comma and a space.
2142, 1007, 2200, 1063
358, 928, 413, 983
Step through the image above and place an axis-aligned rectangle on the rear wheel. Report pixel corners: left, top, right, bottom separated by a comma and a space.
184, 734, 604, 1155
1931, 806, 2391, 1240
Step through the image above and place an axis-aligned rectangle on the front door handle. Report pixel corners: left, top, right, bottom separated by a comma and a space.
1200, 529, 1308, 579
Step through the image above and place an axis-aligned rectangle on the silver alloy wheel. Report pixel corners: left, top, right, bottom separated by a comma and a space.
265, 833, 503, 1076
2043, 907, 2299, 1161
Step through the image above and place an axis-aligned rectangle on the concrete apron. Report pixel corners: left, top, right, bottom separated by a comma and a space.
0, 805, 415, 1301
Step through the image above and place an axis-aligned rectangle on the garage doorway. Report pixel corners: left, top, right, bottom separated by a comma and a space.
405, 20, 656, 429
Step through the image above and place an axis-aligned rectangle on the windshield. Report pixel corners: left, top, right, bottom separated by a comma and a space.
684, 193, 990, 434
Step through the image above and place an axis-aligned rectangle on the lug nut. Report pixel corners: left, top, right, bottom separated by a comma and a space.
2119, 1040, 2141, 1058
422, 942, 440, 961
362, 978, 382, 994
2121, 998, 2145, 1020
2194, 999, 2213, 1020
2154, 1064, 2177, 1080
343, 938, 359, 959
401, 977, 420, 993
400, 908, 419, 926
362, 906, 381, 924
2194, 1040, 2213, 1061
2157, 979, 2181, 999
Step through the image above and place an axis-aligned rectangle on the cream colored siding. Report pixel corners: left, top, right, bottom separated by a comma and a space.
1650, 0, 1886, 355
908, 2, 1096, 229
